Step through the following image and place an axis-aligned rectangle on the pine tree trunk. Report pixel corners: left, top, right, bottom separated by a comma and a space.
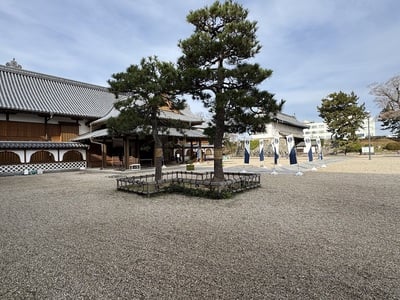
154, 146, 163, 181
152, 115, 163, 181
213, 106, 225, 182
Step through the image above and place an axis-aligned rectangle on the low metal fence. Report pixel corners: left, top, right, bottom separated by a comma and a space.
116, 171, 261, 197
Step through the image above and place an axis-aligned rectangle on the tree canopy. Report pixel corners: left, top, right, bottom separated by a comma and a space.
369, 75, 400, 137
178, 0, 283, 181
107, 56, 185, 180
317, 91, 367, 151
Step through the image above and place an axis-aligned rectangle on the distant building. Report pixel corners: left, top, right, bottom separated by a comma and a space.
251, 112, 309, 141
239, 112, 309, 156
356, 117, 376, 139
303, 122, 331, 139
303, 117, 376, 139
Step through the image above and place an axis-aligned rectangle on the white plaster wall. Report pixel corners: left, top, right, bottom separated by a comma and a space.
7, 113, 70, 124
47, 116, 70, 124
5, 113, 91, 134
9, 113, 42, 123
266, 124, 275, 136
14, 150, 25, 163
78, 120, 90, 135
252, 124, 277, 140
2, 149, 87, 164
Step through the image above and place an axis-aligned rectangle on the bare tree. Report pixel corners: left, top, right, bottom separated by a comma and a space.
370, 75, 400, 137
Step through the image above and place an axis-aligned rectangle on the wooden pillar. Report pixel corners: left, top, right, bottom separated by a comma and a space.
190, 140, 193, 161
44, 116, 48, 140
101, 143, 106, 169
123, 137, 129, 170
135, 137, 140, 164
198, 139, 202, 162
182, 138, 186, 163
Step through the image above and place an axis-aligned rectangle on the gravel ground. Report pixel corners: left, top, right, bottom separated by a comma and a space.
0, 156, 399, 299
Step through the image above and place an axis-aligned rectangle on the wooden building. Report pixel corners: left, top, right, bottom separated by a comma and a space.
0, 60, 117, 174
249, 112, 309, 156
72, 104, 207, 169
0, 59, 208, 174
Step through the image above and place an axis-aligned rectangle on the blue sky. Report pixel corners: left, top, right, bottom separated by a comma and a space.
1, 0, 399, 133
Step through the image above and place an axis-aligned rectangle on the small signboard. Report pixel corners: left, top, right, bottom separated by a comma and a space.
361, 146, 374, 154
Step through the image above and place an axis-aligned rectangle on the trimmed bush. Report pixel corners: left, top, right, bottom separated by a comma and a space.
166, 184, 232, 199
384, 142, 400, 151
345, 141, 362, 153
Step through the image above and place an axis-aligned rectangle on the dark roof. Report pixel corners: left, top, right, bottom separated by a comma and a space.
296, 141, 318, 147
72, 127, 206, 141
274, 112, 309, 129
0, 141, 88, 150
91, 104, 203, 128
0, 64, 115, 119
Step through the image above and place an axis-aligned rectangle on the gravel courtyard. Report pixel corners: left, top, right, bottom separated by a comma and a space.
1, 156, 399, 299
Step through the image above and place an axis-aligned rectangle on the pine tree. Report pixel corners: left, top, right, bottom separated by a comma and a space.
318, 91, 367, 152
178, 0, 283, 182
107, 56, 185, 180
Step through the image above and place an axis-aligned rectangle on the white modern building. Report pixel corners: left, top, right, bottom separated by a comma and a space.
356, 117, 376, 139
303, 117, 376, 139
303, 122, 331, 139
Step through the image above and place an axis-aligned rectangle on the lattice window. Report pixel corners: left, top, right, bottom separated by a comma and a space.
0, 151, 21, 164
63, 150, 83, 162
30, 151, 55, 163
61, 124, 79, 141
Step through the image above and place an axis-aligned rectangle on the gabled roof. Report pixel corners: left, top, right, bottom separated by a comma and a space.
274, 112, 309, 129
91, 102, 203, 128
0, 64, 115, 119
161, 106, 203, 125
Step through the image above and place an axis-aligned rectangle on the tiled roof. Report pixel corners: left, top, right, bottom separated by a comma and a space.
274, 112, 309, 129
0, 64, 115, 118
0, 141, 88, 149
165, 128, 206, 138
72, 127, 206, 141
71, 128, 109, 141
91, 103, 203, 128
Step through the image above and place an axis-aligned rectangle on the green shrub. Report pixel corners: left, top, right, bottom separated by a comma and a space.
166, 184, 232, 199
384, 142, 400, 151
186, 164, 195, 171
345, 141, 362, 153
250, 140, 259, 150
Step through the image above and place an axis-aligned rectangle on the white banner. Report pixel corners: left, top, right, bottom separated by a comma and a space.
304, 136, 313, 161
286, 135, 297, 165
272, 136, 279, 165
316, 137, 322, 159
244, 139, 250, 164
